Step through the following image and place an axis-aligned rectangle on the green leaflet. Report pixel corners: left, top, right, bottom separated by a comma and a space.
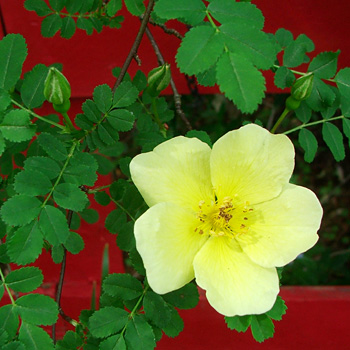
18, 322, 54, 350
250, 314, 275, 343
37, 132, 68, 161
21, 64, 49, 109
306, 77, 336, 112
113, 81, 139, 108
266, 296, 287, 321
162, 307, 184, 338
274, 66, 295, 89
41, 14, 62, 38
14, 169, 52, 196
107, 109, 135, 132
0, 305, 19, 341
308, 51, 340, 79
24, 0, 52, 16
283, 34, 314, 68
225, 315, 252, 333
124, 0, 145, 16
0, 34, 28, 91
64, 231, 84, 254
103, 273, 143, 300
208, 0, 264, 29
0, 110, 36, 143
106, 0, 122, 17
105, 209, 127, 234
61, 16, 76, 39
162, 282, 199, 309
24, 156, 60, 180
53, 183, 88, 211
125, 314, 156, 350
299, 128, 318, 163
335, 67, 350, 99
116, 221, 135, 252
6, 221, 44, 265
89, 307, 129, 338
176, 26, 225, 75
216, 52, 265, 114
4, 267, 43, 293
2, 341, 26, 350
93, 84, 113, 114
39, 205, 70, 246
154, 0, 206, 25
143, 290, 173, 329
322, 122, 346, 161
49, 0, 66, 12
275, 28, 293, 48
100, 334, 126, 350
16, 294, 58, 326
0, 195, 41, 227
220, 22, 276, 70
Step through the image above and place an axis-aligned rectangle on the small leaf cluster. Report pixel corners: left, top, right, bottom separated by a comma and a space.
24, 0, 126, 38
225, 296, 287, 343
273, 28, 350, 162
154, 0, 278, 113
0, 266, 58, 349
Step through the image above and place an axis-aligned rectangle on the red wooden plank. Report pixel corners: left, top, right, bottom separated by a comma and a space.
0, 0, 350, 95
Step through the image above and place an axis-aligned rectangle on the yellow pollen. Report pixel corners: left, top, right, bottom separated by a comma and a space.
194, 197, 254, 238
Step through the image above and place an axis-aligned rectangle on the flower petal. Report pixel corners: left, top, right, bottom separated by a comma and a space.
134, 202, 208, 294
211, 124, 295, 204
193, 236, 279, 316
238, 184, 323, 268
130, 136, 212, 210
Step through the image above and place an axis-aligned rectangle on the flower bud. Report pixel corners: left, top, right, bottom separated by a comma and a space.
285, 96, 301, 111
147, 64, 171, 96
44, 67, 71, 105
291, 74, 314, 101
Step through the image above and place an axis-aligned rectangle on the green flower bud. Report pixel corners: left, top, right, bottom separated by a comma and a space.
285, 96, 301, 111
53, 99, 71, 114
147, 64, 171, 96
291, 74, 314, 101
44, 67, 71, 105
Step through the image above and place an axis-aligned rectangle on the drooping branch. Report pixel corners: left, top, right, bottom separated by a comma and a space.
144, 26, 192, 131
113, 0, 155, 91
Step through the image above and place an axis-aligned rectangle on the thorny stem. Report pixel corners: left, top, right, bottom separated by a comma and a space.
145, 26, 192, 130
145, 16, 184, 40
113, 0, 155, 91
11, 99, 66, 130
283, 115, 345, 135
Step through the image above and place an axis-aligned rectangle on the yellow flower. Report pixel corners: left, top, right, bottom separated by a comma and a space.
130, 124, 323, 317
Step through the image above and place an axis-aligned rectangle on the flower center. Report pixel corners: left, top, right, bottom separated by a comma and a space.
195, 196, 254, 238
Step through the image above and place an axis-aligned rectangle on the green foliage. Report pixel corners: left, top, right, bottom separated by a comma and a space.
18, 322, 54, 350
225, 296, 287, 342
0, 34, 28, 91
103, 273, 143, 300
299, 128, 318, 163
4, 267, 43, 293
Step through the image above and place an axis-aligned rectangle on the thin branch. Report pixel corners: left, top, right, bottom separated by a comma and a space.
145, 16, 184, 40
52, 210, 78, 343
144, 26, 192, 131
113, 0, 155, 91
